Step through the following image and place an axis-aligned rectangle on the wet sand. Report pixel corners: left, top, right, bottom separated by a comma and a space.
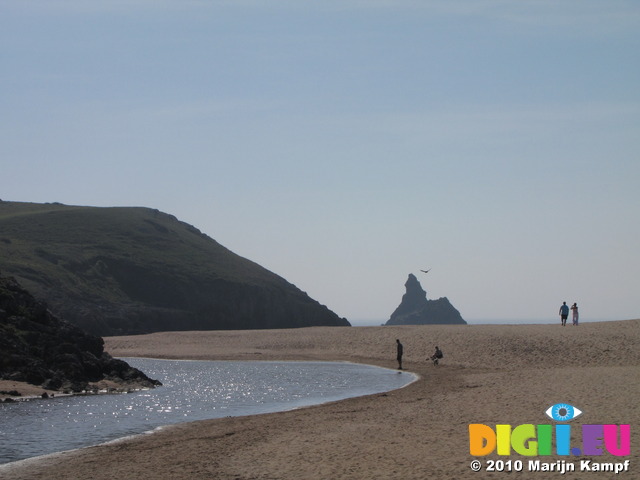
2, 320, 639, 479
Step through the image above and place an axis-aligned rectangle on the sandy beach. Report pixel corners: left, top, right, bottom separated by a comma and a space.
1, 320, 639, 479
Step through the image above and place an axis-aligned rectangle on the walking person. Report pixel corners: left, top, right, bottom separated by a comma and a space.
396, 339, 404, 370
571, 303, 579, 326
559, 302, 569, 326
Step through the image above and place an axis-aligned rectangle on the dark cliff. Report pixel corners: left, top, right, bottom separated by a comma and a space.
385, 274, 466, 325
0, 274, 161, 393
0, 201, 350, 336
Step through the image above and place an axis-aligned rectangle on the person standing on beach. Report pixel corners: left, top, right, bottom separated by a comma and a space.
559, 302, 569, 326
396, 339, 404, 370
571, 303, 579, 325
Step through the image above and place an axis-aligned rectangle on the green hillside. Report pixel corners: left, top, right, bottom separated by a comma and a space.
0, 201, 349, 335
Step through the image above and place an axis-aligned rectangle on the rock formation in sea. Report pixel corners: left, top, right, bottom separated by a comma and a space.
0, 274, 161, 394
0, 201, 350, 335
385, 273, 466, 325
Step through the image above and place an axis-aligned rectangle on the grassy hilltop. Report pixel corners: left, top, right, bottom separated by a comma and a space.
0, 201, 349, 336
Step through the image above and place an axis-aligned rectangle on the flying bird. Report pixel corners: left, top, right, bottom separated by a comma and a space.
420, 269, 431, 274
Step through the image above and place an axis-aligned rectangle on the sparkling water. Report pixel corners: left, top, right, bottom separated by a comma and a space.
0, 359, 415, 465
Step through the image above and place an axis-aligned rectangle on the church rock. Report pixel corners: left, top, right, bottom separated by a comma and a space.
385, 274, 466, 325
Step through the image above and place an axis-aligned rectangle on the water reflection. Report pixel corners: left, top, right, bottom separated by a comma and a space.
0, 359, 415, 465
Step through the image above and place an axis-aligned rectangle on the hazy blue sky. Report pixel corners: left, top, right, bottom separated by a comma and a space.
2, 1, 639, 325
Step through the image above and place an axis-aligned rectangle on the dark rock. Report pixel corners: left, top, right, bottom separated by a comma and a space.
385, 274, 466, 326
42, 376, 63, 391
0, 390, 21, 396
0, 274, 162, 393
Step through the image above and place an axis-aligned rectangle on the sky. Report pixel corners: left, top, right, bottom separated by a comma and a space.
2, 0, 639, 325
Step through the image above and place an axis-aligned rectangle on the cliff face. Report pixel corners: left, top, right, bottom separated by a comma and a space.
0, 201, 350, 335
0, 275, 161, 393
385, 274, 466, 326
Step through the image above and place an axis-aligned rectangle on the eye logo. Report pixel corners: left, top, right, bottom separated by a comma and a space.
545, 403, 582, 422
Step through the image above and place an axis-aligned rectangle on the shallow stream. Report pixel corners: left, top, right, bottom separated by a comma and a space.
0, 358, 415, 465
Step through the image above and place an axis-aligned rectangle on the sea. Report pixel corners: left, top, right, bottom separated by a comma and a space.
0, 358, 416, 465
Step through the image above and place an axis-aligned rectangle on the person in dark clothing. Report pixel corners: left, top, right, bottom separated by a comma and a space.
396, 339, 404, 370
559, 302, 570, 326
430, 346, 443, 365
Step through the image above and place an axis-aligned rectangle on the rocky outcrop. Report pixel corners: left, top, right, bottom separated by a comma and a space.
385, 274, 466, 325
0, 274, 161, 394
0, 201, 350, 335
